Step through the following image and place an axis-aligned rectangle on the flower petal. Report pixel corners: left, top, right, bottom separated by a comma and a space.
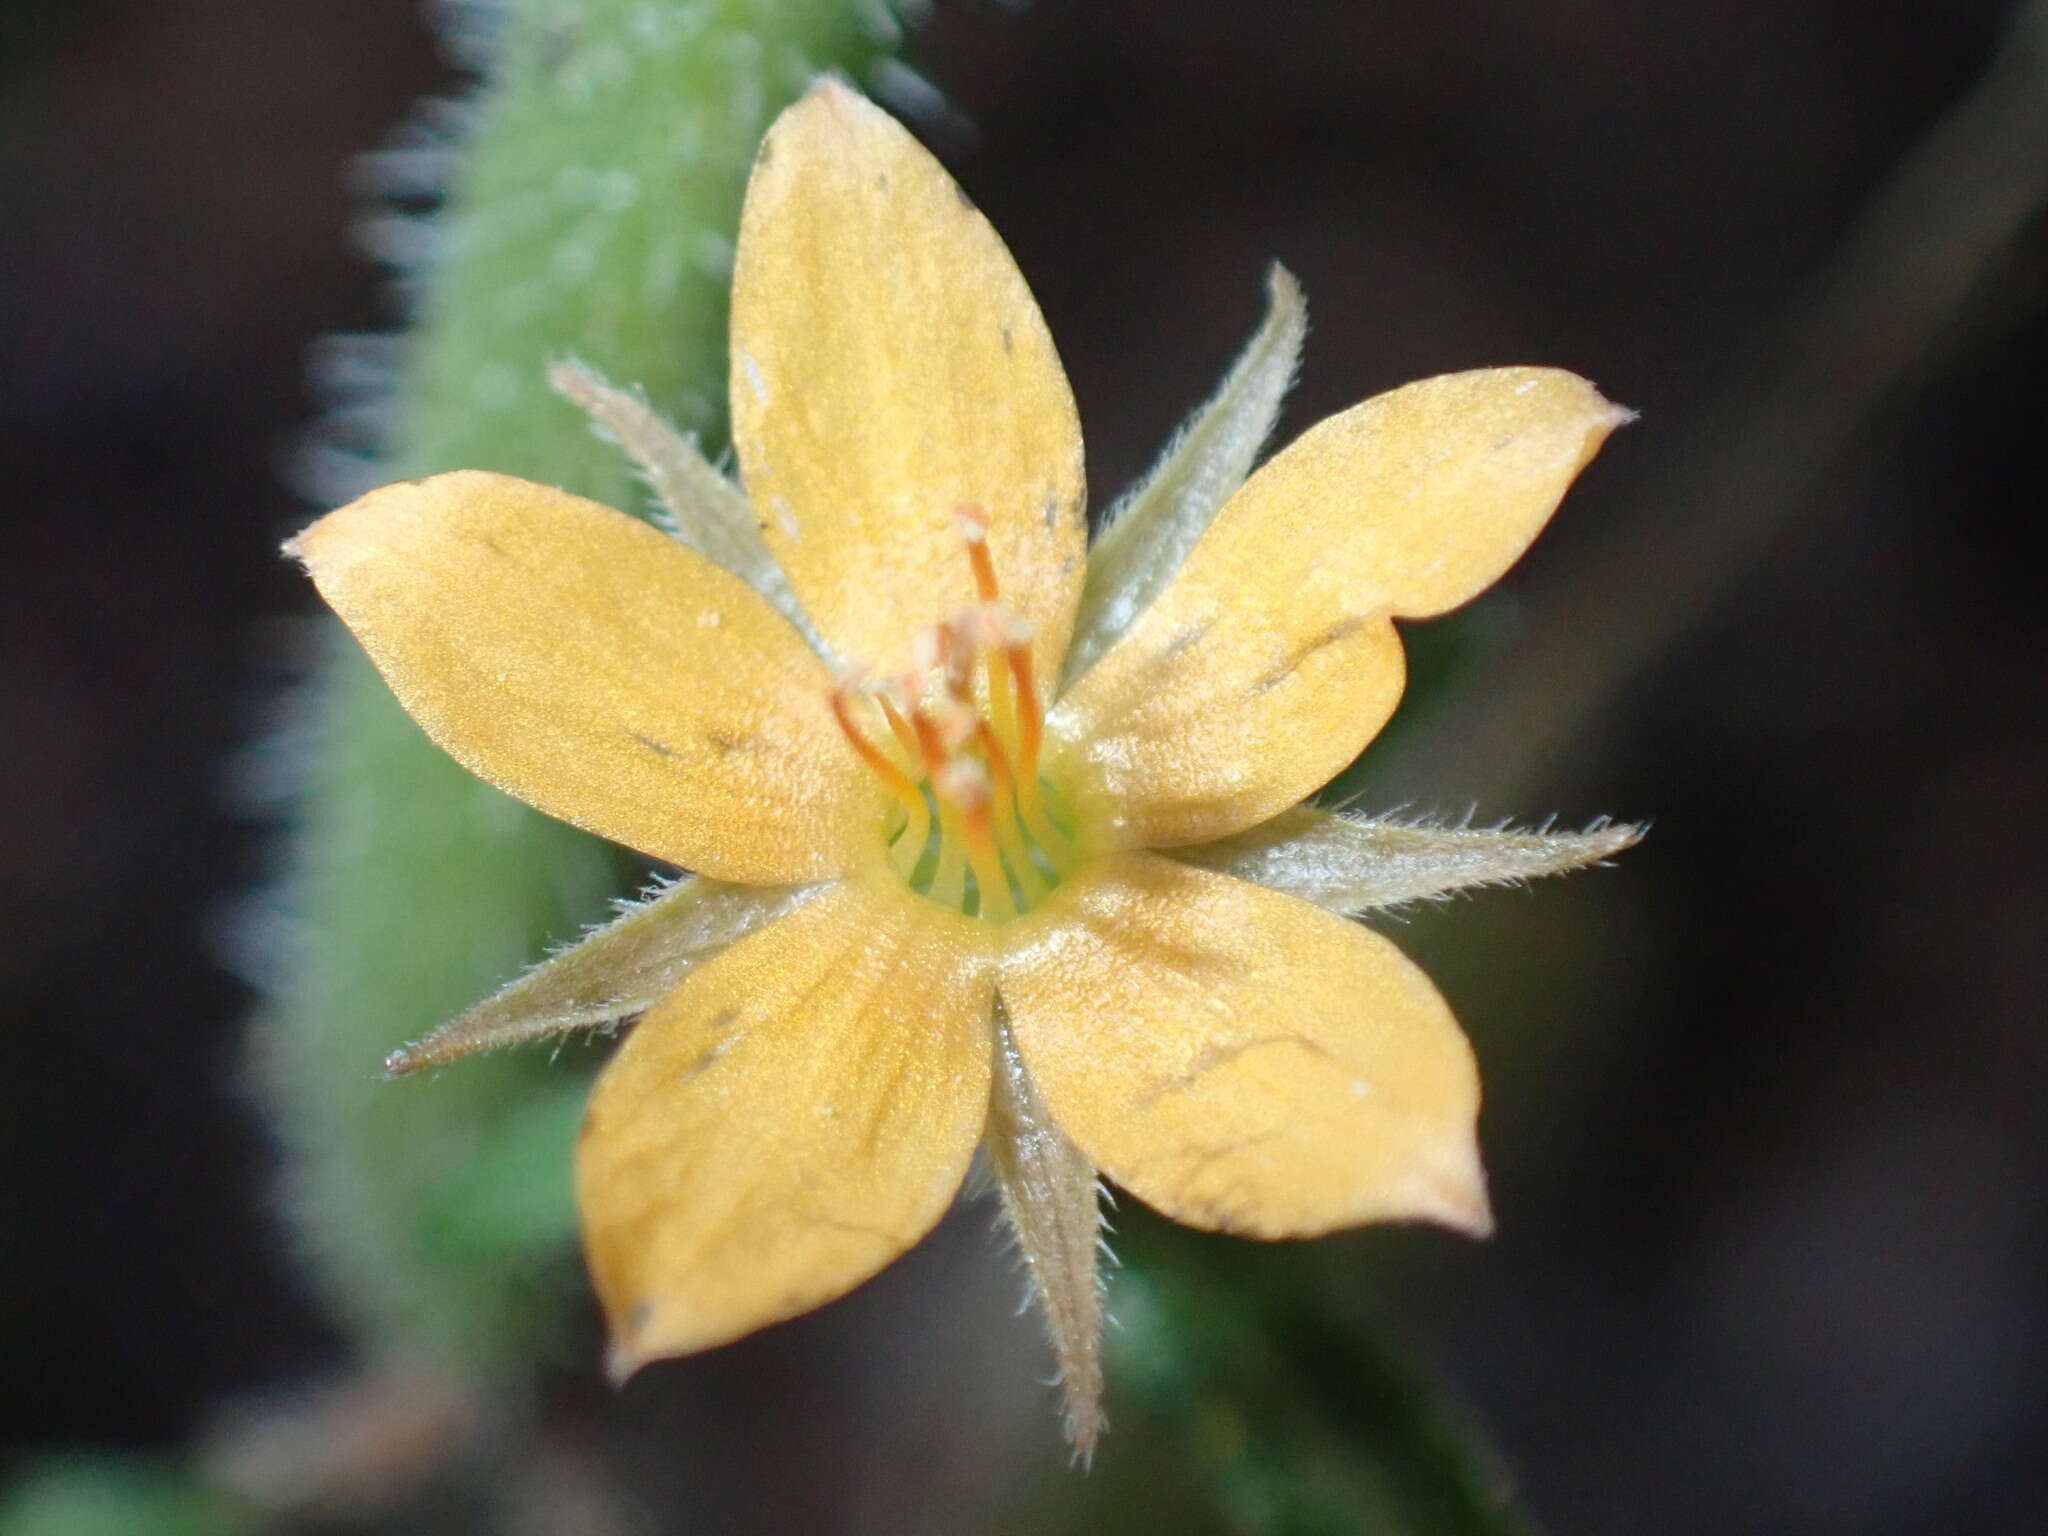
579, 877, 995, 1371
999, 853, 1490, 1239
729, 80, 1086, 678
1051, 369, 1627, 850
291, 470, 881, 884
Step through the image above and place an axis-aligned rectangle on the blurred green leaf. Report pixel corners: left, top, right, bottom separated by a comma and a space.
1317, 606, 1504, 807
1088, 1215, 1536, 1536
416, 1073, 587, 1261
0, 1455, 253, 1536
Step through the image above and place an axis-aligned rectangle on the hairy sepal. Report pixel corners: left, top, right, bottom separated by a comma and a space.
385, 877, 817, 1075
1172, 806, 1643, 913
547, 358, 819, 650
1064, 264, 1306, 684
986, 1003, 1108, 1462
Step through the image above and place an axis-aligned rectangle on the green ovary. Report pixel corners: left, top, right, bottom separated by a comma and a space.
887, 770, 1079, 920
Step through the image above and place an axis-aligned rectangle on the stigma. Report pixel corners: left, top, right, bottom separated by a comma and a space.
828, 506, 1074, 919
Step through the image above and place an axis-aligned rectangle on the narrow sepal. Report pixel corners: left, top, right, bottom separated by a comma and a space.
1065, 265, 1306, 684
384, 878, 817, 1075
1172, 806, 1643, 913
986, 1002, 1108, 1460
547, 358, 820, 650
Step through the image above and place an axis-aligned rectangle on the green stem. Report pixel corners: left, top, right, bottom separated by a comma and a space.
252, 0, 900, 1382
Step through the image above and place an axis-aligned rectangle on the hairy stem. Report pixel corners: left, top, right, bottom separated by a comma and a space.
252, 0, 901, 1381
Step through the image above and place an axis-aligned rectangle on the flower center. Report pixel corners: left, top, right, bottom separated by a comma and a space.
828, 506, 1077, 920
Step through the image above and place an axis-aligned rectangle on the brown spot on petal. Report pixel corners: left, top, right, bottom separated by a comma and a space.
1249, 617, 1368, 695
1160, 619, 1214, 662
630, 731, 678, 759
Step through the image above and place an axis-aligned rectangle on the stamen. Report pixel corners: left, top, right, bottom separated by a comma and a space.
907, 707, 948, 775
955, 503, 999, 601
1004, 629, 1046, 781
871, 682, 934, 880
927, 806, 969, 909
875, 682, 922, 764
829, 686, 931, 876
967, 606, 1019, 758
826, 507, 1076, 919
829, 687, 921, 810
938, 760, 1014, 920
971, 718, 1050, 905
998, 628, 1068, 858
937, 618, 973, 701
907, 709, 969, 910
955, 513, 1066, 864
931, 760, 992, 913
963, 805, 1016, 920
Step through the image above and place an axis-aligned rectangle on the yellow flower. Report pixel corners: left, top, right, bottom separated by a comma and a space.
289, 80, 1634, 1454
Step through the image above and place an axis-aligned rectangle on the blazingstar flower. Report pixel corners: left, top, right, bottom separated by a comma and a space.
290, 81, 1636, 1454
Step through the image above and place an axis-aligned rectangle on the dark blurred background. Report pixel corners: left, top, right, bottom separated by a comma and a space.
3, 1, 2043, 1532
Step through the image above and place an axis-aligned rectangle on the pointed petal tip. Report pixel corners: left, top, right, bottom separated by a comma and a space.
1415, 1140, 1495, 1239
280, 487, 379, 577
1443, 1183, 1497, 1241
792, 73, 873, 127
281, 501, 361, 566
758, 80, 863, 172
604, 1340, 647, 1390
1598, 396, 1640, 435
604, 1304, 666, 1388
1561, 378, 1636, 447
